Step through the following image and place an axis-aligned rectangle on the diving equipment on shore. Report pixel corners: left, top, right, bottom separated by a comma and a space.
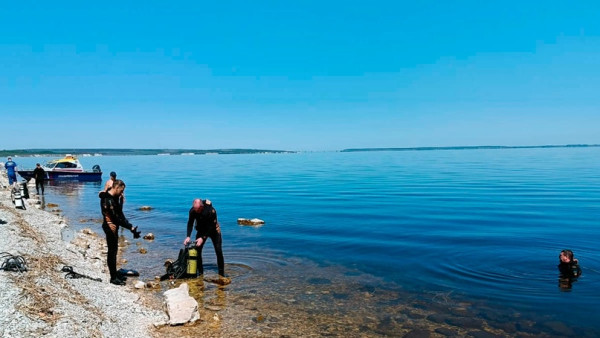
19, 181, 29, 199
186, 246, 198, 277
117, 268, 140, 277
11, 188, 25, 210
161, 245, 199, 281
1, 252, 28, 272
61, 265, 102, 282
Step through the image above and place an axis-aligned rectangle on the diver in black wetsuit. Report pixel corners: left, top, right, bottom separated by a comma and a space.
558, 249, 581, 290
183, 198, 225, 277
99, 179, 140, 285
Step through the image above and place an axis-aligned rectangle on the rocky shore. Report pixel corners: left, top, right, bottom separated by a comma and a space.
0, 174, 168, 337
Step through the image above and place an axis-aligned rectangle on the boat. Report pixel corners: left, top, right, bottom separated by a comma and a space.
17, 154, 102, 182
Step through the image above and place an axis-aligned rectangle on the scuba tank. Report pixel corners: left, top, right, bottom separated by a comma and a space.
186, 245, 198, 277
19, 182, 29, 199
12, 190, 25, 210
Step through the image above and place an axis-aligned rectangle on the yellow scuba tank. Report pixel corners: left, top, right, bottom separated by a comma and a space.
186, 246, 198, 276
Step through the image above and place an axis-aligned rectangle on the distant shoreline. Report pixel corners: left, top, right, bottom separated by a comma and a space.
341, 144, 600, 152
0, 148, 294, 157
1, 144, 598, 157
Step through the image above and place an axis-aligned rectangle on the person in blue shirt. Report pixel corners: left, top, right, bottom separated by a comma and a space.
4, 157, 18, 185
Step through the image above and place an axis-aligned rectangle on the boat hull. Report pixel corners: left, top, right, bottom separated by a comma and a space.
17, 170, 102, 182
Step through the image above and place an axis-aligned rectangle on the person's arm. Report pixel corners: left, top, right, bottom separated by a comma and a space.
184, 209, 194, 245
103, 196, 134, 230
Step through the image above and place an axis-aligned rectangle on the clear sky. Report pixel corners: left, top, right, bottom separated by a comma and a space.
1, 1, 599, 151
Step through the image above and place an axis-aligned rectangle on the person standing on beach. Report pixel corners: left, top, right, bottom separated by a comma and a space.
99, 179, 140, 285
33, 163, 46, 195
4, 157, 18, 185
103, 171, 125, 205
183, 198, 225, 277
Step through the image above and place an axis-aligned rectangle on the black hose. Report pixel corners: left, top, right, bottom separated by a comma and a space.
61, 266, 102, 282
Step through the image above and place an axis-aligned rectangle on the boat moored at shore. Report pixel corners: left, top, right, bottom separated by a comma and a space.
17, 154, 102, 182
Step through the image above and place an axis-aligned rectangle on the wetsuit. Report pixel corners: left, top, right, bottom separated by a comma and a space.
558, 261, 581, 278
99, 191, 134, 281
4, 160, 17, 185
186, 201, 224, 276
33, 167, 46, 194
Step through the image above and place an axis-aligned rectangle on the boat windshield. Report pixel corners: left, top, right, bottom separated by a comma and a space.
55, 162, 79, 169
44, 161, 57, 169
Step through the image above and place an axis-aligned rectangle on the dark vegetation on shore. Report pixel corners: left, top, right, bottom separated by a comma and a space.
0, 148, 294, 157
341, 144, 600, 152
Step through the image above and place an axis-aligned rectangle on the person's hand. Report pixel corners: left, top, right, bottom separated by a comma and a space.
183, 237, 190, 246
132, 226, 141, 239
195, 237, 204, 246
205, 199, 212, 205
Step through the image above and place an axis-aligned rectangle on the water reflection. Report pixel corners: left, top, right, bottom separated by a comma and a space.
47, 181, 102, 196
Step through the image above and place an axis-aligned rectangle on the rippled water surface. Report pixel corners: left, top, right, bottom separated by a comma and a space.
21, 147, 600, 336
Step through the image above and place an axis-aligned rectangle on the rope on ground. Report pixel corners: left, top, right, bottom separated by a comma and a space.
61, 265, 102, 282
0, 252, 28, 272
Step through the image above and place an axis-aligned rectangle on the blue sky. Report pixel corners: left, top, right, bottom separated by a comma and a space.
1, 1, 599, 151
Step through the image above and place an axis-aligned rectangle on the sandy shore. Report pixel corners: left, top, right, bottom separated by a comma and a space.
0, 174, 168, 337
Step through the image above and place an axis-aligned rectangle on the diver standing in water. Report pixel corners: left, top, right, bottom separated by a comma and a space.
99, 179, 141, 285
183, 198, 225, 277
558, 249, 582, 290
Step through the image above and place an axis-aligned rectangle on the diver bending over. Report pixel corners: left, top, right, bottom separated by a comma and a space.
183, 198, 225, 277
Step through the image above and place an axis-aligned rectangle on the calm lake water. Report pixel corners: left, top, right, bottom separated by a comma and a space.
18, 147, 600, 336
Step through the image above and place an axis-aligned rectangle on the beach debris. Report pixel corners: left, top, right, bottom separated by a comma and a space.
71, 237, 90, 250
253, 314, 266, 323
139, 206, 153, 211
79, 218, 102, 224
138, 248, 148, 254
146, 281, 160, 289
237, 218, 265, 226
205, 305, 222, 311
81, 228, 96, 236
47, 203, 59, 208
164, 283, 200, 325
143, 233, 155, 240
134, 281, 146, 289
204, 276, 232, 286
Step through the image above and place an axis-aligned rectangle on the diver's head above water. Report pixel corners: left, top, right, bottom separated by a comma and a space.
559, 249, 575, 264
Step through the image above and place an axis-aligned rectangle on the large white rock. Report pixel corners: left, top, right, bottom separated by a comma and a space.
163, 283, 199, 325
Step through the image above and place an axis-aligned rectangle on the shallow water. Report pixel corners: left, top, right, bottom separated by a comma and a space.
19, 147, 600, 335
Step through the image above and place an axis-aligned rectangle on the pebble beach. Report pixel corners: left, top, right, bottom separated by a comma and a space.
0, 174, 168, 337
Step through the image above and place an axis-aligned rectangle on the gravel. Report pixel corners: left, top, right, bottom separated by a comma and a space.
0, 174, 168, 337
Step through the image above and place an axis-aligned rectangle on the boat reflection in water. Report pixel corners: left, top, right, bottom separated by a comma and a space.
47, 180, 103, 196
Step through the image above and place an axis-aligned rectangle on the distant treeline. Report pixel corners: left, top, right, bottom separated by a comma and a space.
0, 148, 294, 157
341, 144, 600, 152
